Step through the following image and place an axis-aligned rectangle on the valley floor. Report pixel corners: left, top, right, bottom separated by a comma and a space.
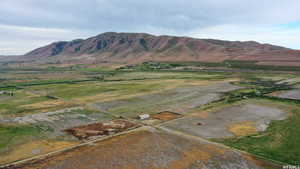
1, 65, 300, 168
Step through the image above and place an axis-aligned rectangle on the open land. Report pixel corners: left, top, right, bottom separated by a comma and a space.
1, 62, 300, 168
3, 127, 280, 169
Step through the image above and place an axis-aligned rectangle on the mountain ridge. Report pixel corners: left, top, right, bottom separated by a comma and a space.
16, 32, 300, 65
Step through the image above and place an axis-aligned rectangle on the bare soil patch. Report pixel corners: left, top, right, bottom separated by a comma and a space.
151, 111, 183, 121
64, 120, 139, 140
277, 89, 300, 100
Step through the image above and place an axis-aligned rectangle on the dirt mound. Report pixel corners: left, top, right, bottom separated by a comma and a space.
64, 120, 138, 140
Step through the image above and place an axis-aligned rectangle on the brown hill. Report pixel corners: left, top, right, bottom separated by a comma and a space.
22, 32, 300, 66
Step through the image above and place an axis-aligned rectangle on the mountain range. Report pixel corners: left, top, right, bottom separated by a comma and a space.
6, 32, 300, 66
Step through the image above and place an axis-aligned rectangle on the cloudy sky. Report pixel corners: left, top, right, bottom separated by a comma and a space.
1, 0, 300, 55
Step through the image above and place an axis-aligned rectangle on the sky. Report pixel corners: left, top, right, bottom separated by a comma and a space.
1, 0, 300, 55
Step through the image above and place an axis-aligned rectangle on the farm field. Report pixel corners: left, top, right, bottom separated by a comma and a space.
4, 127, 280, 169
1, 64, 300, 168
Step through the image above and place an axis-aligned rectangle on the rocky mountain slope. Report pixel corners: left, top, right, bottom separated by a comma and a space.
20, 32, 300, 65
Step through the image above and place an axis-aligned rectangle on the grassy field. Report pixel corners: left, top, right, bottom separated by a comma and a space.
0, 89, 77, 116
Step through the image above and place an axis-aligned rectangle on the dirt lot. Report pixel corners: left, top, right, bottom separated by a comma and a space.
3, 127, 280, 169
276, 89, 300, 100
150, 111, 183, 121
162, 103, 287, 139
65, 120, 139, 140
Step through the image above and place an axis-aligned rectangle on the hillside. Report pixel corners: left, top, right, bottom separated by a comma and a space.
20, 32, 300, 65
0, 55, 20, 62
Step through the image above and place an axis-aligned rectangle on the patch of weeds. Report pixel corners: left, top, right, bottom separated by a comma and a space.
0, 124, 42, 152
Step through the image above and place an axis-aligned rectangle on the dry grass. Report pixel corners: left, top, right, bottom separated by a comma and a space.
179, 80, 213, 86
183, 78, 240, 86
21, 100, 73, 111
5, 129, 226, 169
228, 121, 257, 137
242, 153, 281, 169
0, 140, 77, 165
203, 144, 226, 155
73, 79, 186, 103
2, 128, 280, 169
190, 111, 210, 118
167, 147, 212, 169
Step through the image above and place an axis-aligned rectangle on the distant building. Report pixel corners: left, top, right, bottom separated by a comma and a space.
0, 91, 14, 96
138, 114, 150, 120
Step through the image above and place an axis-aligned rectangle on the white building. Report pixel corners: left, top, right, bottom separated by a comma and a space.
138, 114, 150, 120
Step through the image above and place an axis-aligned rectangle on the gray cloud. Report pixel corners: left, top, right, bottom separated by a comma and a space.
2, 0, 300, 32
1, 0, 300, 55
